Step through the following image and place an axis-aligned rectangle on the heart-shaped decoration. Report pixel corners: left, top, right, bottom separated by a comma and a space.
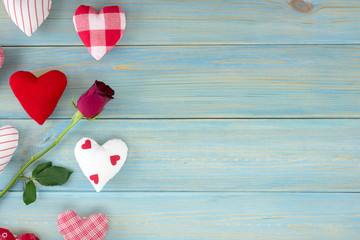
74, 138, 128, 192
0, 46, 4, 68
2, 0, 52, 36
73, 5, 126, 61
0, 228, 39, 240
0, 126, 19, 176
57, 210, 108, 240
9, 70, 67, 125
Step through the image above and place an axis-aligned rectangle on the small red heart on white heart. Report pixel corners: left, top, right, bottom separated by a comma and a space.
73, 5, 126, 60
74, 138, 128, 192
2, 0, 52, 36
57, 210, 108, 240
0, 125, 19, 176
0, 46, 4, 68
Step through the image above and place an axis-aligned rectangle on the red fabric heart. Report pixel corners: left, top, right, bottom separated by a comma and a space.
90, 174, 99, 184
15, 234, 39, 240
0, 228, 39, 240
110, 155, 121, 166
9, 71, 67, 125
58, 210, 108, 240
73, 5, 126, 60
0, 228, 15, 240
81, 139, 92, 149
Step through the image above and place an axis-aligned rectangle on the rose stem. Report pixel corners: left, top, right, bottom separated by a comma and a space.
0, 111, 83, 199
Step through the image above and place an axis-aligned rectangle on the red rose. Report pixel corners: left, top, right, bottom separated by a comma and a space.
77, 80, 115, 118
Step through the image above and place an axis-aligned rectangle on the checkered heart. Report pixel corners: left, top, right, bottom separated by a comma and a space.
73, 5, 126, 61
0, 125, 19, 176
57, 210, 108, 240
0, 46, 4, 68
2, 0, 52, 36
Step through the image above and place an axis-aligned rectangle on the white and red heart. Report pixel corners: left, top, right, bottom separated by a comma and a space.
74, 138, 128, 192
73, 5, 126, 60
58, 210, 108, 240
0, 125, 19, 176
0, 228, 39, 240
0, 46, 4, 68
2, 0, 52, 36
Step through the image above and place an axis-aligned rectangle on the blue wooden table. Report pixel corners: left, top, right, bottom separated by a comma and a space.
1, 0, 360, 239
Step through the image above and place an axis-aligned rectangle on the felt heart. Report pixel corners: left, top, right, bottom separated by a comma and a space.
9, 70, 67, 125
58, 210, 108, 240
0, 46, 4, 68
0, 228, 39, 240
0, 126, 19, 176
2, 0, 52, 36
74, 138, 128, 192
73, 5, 126, 61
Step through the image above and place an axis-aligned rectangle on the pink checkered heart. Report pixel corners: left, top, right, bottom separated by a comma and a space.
57, 210, 109, 240
73, 5, 126, 61
0, 125, 19, 176
2, 0, 52, 36
0, 46, 4, 68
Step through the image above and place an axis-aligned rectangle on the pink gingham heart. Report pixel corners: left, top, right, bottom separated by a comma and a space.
57, 210, 109, 240
0, 46, 4, 68
73, 5, 126, 60
2, 0, 52, 36
0, 125, 19, 176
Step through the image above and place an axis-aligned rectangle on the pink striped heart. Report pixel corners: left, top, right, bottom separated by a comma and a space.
2, 0, 52, 36
0, 46, 4, 68
0, 125, 19, 176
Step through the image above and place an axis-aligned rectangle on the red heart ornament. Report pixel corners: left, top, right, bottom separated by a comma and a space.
73, 5, 126, 60
10, 70, 67, 125
15, 234, 39, 240
58, 210, 108, 240
0, 228, 39, 240
0, 228, 15, 240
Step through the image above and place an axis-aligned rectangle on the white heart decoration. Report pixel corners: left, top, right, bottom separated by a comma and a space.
0, 46, 4, 68
0, 125, 19, 176
2, 0, 52, 36
74, 138, 128, 192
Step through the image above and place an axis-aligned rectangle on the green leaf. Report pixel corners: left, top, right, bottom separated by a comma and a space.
35, 166, 73, 186
23, 180, 37, 205
32, 162, 52, 178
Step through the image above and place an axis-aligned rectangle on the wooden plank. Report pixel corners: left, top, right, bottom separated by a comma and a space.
1, 45, 360, 118
1, 192, 360, 239
0, 0, 359, 45
0, 119, 359, 192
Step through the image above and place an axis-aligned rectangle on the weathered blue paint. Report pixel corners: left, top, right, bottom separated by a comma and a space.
0, 0, 359, 239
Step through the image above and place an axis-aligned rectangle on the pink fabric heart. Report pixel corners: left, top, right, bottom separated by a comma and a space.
57, 210, 108, 240
73, 5, 126, 60
0, 46, 4, 68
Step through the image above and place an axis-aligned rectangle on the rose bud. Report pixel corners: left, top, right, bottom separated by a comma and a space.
77, 80, 115, 118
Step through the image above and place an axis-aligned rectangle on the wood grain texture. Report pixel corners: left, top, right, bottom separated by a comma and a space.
1, 45, 360, 118
1, 192, 360, 239
0, 0, 359, 45
0, 119, 359, 192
